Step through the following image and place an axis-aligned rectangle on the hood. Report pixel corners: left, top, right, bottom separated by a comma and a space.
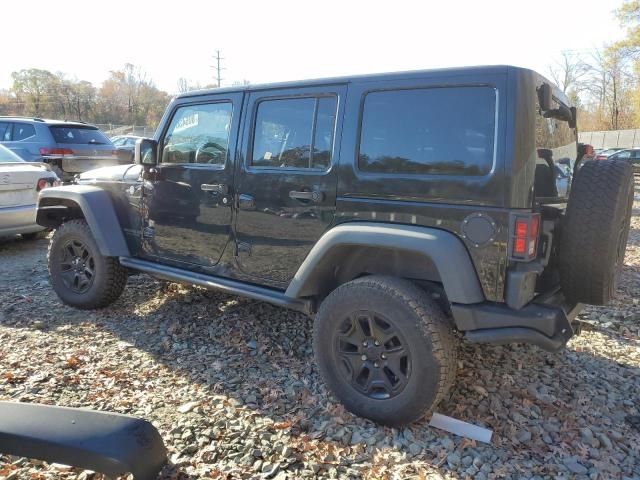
77, 164, 142, 183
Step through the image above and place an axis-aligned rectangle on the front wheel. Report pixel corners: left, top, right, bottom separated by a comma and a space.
313, 275, 457, 426
48, 219, 128, 309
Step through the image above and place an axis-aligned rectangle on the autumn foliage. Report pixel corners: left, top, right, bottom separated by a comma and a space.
0, 63, 170, 128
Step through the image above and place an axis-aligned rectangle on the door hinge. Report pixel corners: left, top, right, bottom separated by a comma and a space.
236, 242, 251, 257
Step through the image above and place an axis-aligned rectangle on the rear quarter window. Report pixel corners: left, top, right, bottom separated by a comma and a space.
358, 86, 496, 176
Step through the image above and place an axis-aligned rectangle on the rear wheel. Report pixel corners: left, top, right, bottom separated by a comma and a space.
559, 159, 634, 304
313, 275, 457, 426
48, 219, 127, 309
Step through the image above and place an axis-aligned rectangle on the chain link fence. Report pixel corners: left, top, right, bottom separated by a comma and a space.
579, 129, 640, 149
94, 124, 156, 138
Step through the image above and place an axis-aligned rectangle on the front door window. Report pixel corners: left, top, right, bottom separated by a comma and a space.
162, 102, 232, 166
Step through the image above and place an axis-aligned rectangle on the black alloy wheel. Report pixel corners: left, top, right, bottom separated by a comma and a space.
58, 239, 96, 294
334, 311, 411, 400
48, 219, 128, 309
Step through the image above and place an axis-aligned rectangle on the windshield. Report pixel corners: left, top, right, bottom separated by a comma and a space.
49, 126, 112, 145
0, 145, 24, 163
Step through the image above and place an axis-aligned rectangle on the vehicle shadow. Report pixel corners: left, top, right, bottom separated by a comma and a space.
1, 235, 639, 478
1, 269, 639, 478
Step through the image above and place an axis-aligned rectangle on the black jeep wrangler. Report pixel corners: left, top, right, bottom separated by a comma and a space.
36, 66, 633, 426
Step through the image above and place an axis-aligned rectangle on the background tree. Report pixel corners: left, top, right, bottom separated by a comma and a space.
548, 50, 591, 95
11, 69, 58, 117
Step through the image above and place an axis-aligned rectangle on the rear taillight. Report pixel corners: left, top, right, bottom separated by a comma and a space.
40, 147, 74, 156
37, 178, 51, 191
511, 213, 540, 261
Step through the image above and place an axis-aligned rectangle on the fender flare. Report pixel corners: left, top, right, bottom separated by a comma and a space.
37, 185, 130, 257
285, 222, 485, 304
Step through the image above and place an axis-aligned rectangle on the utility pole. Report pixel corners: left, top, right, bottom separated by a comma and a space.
211, 50, 224, 88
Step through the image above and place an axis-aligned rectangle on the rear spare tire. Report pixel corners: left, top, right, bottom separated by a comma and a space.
559, 159, 633, 304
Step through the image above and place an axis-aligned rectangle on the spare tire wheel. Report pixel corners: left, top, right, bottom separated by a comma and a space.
559, 159, 634, 305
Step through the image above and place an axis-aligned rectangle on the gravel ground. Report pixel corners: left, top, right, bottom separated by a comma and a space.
1, 205, 639, 479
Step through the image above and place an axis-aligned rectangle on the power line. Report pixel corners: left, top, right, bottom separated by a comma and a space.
210, 50, 225, 88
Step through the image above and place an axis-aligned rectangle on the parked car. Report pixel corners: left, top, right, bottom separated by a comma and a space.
607, 148, 640, 174
0, 117, 119, 181
595, 147, 628, 160
0, 144, 59, 239
36, 66, 633, 426
111, 135, 143, 163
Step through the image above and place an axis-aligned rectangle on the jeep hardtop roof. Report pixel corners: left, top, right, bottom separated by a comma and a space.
177, 64, 569, 106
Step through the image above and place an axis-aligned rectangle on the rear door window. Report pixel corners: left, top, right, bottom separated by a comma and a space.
49, 126, 111, 145
11, 123, 36, 141
358, 86, 496, 175
251, 96, 337, 170
613, 150, 632, 159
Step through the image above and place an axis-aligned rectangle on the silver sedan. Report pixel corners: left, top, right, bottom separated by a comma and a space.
0, 144, 59, 238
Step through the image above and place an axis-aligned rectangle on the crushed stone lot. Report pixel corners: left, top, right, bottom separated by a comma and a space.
1, 209, 639, 479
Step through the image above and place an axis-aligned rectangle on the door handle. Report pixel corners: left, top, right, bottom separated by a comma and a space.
289, 190, 324, 203
201, 183, 229, 195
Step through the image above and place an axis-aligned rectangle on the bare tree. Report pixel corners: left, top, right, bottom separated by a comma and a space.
548, 50, 591, 95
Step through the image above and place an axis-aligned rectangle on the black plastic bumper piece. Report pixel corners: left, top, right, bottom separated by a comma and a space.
452, 297, 582, 352
463, 326, 568, 352
0, 402, 166, 480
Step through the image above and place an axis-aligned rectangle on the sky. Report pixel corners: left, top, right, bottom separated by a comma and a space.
0, 0, 627, 94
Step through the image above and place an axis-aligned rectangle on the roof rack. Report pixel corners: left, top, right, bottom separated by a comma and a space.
0, 116, 45, 122
62, 119, 90, 125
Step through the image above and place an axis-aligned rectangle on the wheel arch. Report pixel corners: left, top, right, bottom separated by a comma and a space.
37, 185, 130, 257
286, 222, 485, 305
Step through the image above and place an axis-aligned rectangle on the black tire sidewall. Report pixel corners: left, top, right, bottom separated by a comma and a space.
49, 222, 111, 308
314, 278, 446, 426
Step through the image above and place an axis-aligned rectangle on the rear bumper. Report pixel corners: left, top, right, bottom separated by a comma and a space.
451, 290, 582, 352
0, 204, 43, 236
61, 156, 120, 174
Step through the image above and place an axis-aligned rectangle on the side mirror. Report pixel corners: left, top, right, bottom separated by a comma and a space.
134, 138, 157, 166
537, 83, 553, 111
